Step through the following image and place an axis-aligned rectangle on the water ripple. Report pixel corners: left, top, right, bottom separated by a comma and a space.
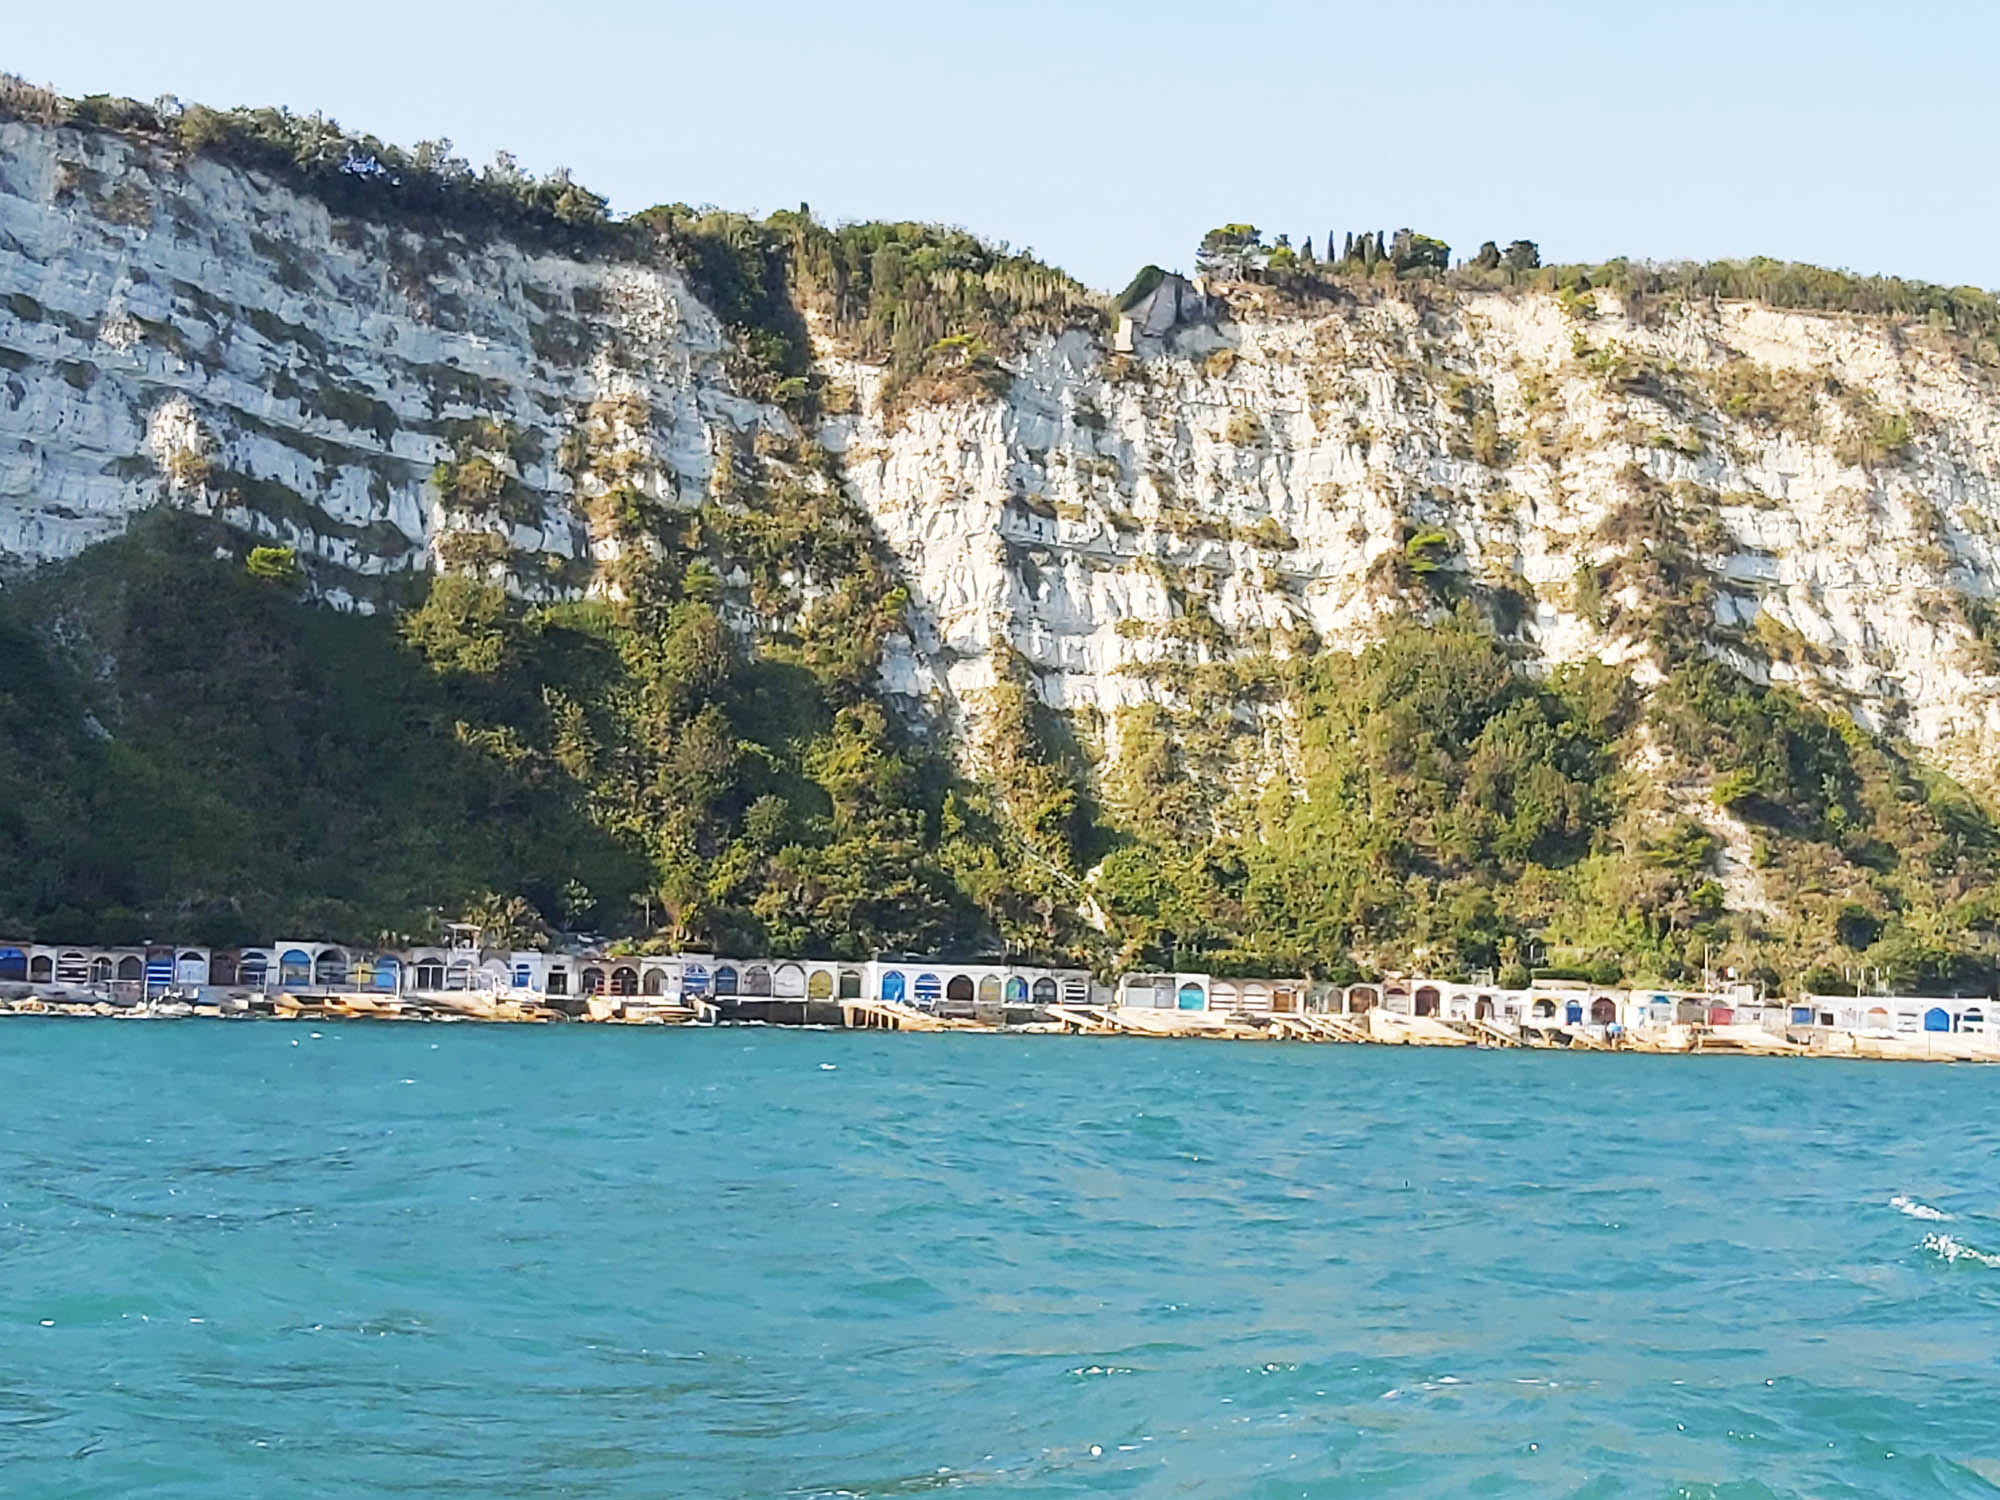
2, 1029, 1998, 1497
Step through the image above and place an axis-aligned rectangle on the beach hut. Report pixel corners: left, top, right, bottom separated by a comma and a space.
313, 948, 349, 988
0, 945, 25, 983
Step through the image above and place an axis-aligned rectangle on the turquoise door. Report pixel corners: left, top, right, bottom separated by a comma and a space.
1177, 983, 1205, 1011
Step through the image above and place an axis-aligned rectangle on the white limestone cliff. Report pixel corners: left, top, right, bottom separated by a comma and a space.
0, 117, 765, 606
827, 285, 2000, 795
5, 115, 2000, 802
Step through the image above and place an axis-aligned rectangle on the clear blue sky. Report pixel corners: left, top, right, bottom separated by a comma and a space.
9, 1, 1994, 293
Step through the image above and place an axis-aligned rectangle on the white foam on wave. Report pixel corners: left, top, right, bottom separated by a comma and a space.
1922, 1232, 2000, 1268
1891, 1195, 1951, 1222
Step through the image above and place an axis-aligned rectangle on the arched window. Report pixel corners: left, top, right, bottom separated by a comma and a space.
56, 951, 88, 983
413, 959, 445, 990
1531, 998, 1556, 1020
743, 965, 772, 997
175, 951, 208, 986
1348, 986, 1378, 1013
373, 957, 400, 991
611, 967, 638, 996
1924, 1007, 1952, 1033
1177, 982, 1206, 1011
116, 955, 144, 981
838, 969, 862, 1000
351, 958, 375, 989
807, 970, 833, 1000
1708, 1006, 1733, 1026
0, 947, 28, 982
682, 964, 709, 997
91, 956, 115, 984
713, 966, 738, 997
29, 954, 53, 983
977, 975, 1001, 1004
1004, 976, 1028, 1003
280, 950, 312, 988
774, 964, 806, 998
1591, 997, 1618, 1025
881, 971, 907, 1002
946, 975, 975, 1003
1414, 985, 1441, 1017
1475, 996, 1495, 1020
1865, 1006, 1891, 1031
582, 968, 605, 995
642, 969, 666, 996
314, 949, 348, 987
1961, 1009, 1986, 1032
238, 951, 270, 987
545, 968, 569, 996
446, 960, 472, 991
1564, 1001, 1583, 1025
914, 973, 942, 1007
1063, 978, 1088, 1004
1032, 977, 1057, 1004
1243, 982, 1271, 1011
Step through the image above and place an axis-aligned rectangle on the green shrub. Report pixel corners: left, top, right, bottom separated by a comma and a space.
244, 545, 300, 583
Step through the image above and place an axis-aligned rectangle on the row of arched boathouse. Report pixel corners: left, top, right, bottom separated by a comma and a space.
1, 940, 1990, 1038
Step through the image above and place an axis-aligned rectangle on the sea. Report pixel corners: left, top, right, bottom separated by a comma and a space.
2, 1024, 1997, 1499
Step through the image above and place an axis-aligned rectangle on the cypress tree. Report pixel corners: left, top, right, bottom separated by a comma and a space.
1342, 230, 1354, 262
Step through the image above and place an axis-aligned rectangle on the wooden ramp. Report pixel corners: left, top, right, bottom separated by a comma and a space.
1268, 1015, 1328, 1043
1465, 1019, 1523, 1048
841, 998, 951, 1031
1291, 1012, 1370, 1043
1368, 1011, 1474, 1046
1047, 1004, 1121, 1035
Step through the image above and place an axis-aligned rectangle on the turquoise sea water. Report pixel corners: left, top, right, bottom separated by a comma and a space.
3, 1025, 1998, 1498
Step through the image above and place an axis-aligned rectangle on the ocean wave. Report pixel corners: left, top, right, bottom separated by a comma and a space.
1890, 1195, 1952, 1221
1922, 1232, 2000, 1268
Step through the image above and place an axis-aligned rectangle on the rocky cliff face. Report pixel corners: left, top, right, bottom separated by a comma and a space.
0, 117, 771, 613
829, 286, 2000, 801
7, 113, 2000, 810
